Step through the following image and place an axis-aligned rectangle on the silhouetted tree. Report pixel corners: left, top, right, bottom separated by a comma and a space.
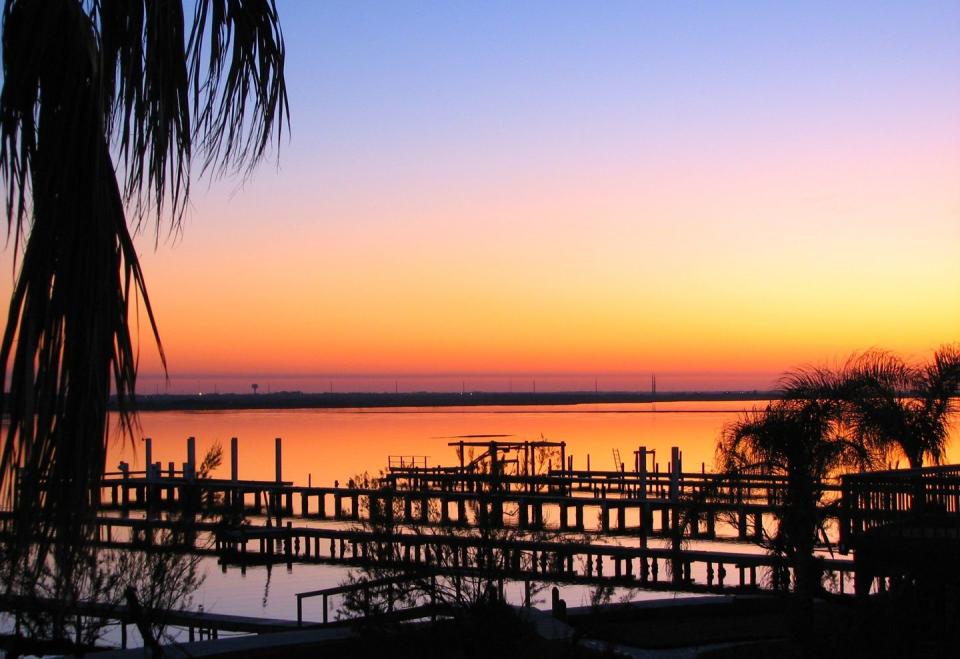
843, 345, 960, 469
338, 454, 560, 621
0, 0, 287, 586
1, 443, 221, 654
717, 394, 871, 598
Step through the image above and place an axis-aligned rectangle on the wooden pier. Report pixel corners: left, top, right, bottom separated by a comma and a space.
100, 438, 841, 545
839, 465, 960, 597
0, 511, 852, 598
28, 437, 960, 605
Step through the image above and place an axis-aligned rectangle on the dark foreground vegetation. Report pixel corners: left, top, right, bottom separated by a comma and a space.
182, 586, 959, 659
309, 602, 606, 659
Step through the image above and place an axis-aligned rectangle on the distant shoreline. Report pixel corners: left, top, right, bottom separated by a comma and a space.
112, 390, 779, 412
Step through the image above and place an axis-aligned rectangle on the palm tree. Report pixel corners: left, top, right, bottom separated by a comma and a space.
718, 393, 871, 597
845, 345, 960, 469
0, 0, 287, 582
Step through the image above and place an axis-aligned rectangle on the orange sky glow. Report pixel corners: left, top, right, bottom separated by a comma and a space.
2, 4, 958, 393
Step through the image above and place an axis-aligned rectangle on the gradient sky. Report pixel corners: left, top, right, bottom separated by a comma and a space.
3, 1, 959, 392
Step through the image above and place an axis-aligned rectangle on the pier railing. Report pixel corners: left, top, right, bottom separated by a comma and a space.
296, 574, 433, 625
387, 456, 430, 470
839, 465, 960, 552
383, 466, 842, 506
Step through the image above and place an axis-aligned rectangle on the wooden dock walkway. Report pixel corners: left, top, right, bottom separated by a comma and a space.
0, 593, 310, 649
78, 438, 960, 601
99, 477, 797, 541
101, 438, 844, 542
6, 512, 855, 597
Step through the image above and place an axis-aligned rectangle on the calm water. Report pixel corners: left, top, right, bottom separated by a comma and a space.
95, 401, 957, 633
108, 401, 767, 486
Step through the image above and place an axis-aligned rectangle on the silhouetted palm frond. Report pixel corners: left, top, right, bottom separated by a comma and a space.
717, 370, 875, 597
98, 0, 289, 230
0, 0, 287, 585
844, 345, 960, 468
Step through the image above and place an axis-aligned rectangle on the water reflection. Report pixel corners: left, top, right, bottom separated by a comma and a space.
95, 402, 958, 629
109, 402, 787, 488
111, 401, 959, 488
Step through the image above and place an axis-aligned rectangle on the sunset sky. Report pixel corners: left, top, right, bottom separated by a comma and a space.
3, 1, 959, 393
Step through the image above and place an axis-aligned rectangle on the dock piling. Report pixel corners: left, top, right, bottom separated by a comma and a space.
144, 438, 153, 480
230, 437, 239, 481
275, 437, 283, 483
185, 436, 196, 480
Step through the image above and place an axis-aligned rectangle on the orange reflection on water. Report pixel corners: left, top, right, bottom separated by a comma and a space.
105, 400, 960, 487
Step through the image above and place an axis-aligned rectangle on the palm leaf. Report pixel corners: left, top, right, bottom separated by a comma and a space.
0, 0, 287, 586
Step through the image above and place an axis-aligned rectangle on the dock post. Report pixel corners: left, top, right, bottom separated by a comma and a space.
230, 437, 239, 509
275, 437, 282, 483
670, 447, 681, 530
523, 442, 530, 480
167, 461, 175, 504
384, 492, 394, 524
638, 446, 647, 497
230, 437, 238, 481
669, 447, 680, 499
119, 463, 129, 507
144, 438, 153, 479
185, 436, 196, 480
